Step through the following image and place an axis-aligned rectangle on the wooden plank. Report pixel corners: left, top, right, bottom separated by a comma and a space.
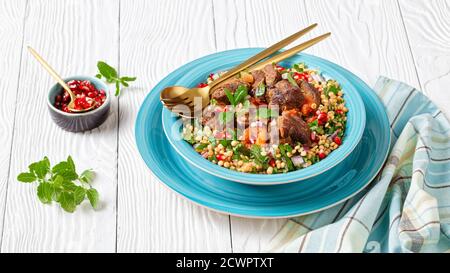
1, 0, 119, 252
213, 0, 421, 252
305, 0, 420, 87
398, 0, 450, 118
117, 0, 231, 252
0, 0, 27, 248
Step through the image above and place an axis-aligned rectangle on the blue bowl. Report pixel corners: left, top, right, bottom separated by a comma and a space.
162, 49, 366, 185
47, 76, 111, 132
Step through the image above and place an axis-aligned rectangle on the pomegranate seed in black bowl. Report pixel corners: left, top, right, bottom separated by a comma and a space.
47, 76, 111, 132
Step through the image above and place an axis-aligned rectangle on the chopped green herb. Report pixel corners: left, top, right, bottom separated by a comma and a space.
255, 82, 266, 97
286, 72, 299, 88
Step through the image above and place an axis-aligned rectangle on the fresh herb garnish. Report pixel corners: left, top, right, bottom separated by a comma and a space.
278, 144, 294, 171
224, 85, 249, 107
96, 61, 136, 96
250, 145, 268, 168
255, 82, 266, 97
224, 88, 235, 106
308, 119, 325, 135
286, 72, 299, 88
17, 156, 99, 213
293, 63, 304, 72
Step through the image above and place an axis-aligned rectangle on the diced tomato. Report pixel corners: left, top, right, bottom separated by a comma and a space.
197, 82, 208, 88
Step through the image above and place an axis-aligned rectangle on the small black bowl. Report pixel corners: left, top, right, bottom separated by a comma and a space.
47, 76, 111, 132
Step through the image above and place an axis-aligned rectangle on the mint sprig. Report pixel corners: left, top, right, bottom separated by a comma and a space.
95, 61, 136, 96
17, 156, 99, 213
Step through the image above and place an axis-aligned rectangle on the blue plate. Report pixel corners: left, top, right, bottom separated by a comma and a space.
135, 49, 390, 218
161, 50, 366, 185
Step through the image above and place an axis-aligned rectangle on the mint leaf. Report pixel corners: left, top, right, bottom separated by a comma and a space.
17, 172, 36, 183
28, 157, 50, 179
52, 161, 70, 173
224, 88, 235, 106
52, 175, 64, 188
37, 182, 54, 204
234, 85, 248, 105
52, 161, 78, 180
96, 61, 136, 97
86, 188, 99, 209
58, 192, 76, 213
74, 187, 86, 205
62, 180, 79, 191
97, 61, 117, 79
79, 169, 95, 183
67, 156, 76, 173
18, 156, 99, 213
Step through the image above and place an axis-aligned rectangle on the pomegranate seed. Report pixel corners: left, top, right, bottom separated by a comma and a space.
57, 80, 105, 113
294, 72, 308, 81
269, 158, 276, 167
62, 92, 70, 103
197, 82, 208, 88
318, 112, 328, 125
334, 136, 342, 145
335, 109, 343, 115
318, 152, 326, 159
216, 154, 225, 161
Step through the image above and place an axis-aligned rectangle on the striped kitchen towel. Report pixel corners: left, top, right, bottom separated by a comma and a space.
268, 76, 450, 253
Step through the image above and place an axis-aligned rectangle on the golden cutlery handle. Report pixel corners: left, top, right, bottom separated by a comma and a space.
208, 23, 318, 90
27, 46, 74, 100
248, 32, 331, 72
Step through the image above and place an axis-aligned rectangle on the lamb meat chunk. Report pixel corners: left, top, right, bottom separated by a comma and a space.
263, 64, 281, 87
211, 79, 250, 104
246, 70, 267, 104
251, 70, 265, 90
297, 80, 321, 115
278, 110, 311, 146
201, 104, 223, 129
266, 80, 304, 111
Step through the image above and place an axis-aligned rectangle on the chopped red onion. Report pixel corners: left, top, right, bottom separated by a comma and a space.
291, 156, 304, 167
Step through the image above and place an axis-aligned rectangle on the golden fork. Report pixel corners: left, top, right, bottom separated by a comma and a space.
161, 25, 330, 117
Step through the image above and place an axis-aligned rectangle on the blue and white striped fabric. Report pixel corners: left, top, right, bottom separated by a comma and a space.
268, 77, 450, 253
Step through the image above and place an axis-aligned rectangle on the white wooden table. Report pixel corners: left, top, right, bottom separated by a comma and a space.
0, 0, 448, 252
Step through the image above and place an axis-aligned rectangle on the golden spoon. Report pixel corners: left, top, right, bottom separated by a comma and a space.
28, 46, 96, 113
161, 32, 331, 118
160, 24, 319, 112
